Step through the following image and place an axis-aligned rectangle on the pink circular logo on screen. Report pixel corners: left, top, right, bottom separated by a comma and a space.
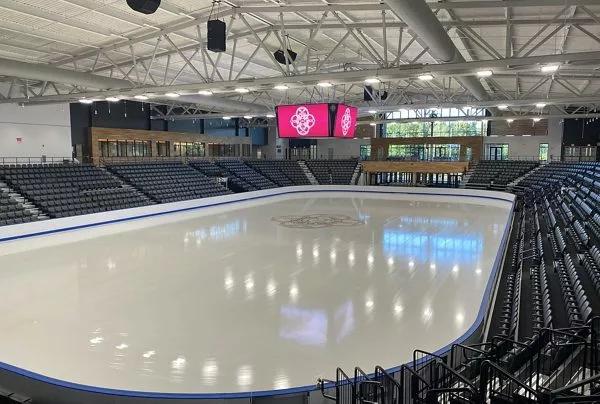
290, 106, 316, 136
341, 107, 352, 137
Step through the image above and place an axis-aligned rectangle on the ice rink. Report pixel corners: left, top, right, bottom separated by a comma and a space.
0, 190, 513, 395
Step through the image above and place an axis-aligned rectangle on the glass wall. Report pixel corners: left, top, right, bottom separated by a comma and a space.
360, 145, 371, 159
388, 144, 461, 161
99, 140, 151, 157
385, 108, 486, 137
538, 143, 548, 162
485, 144, 509, 160
173, 142, 205, 157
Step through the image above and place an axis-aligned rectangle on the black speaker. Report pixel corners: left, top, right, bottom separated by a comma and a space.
274, 49, 297, 65
207, 20, 226, 52
363, 85, 388, 101
126, 0, 161, 14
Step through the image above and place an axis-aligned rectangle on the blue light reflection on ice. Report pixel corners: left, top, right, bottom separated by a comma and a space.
185, 219, 247, 243
383, 216, 483, 265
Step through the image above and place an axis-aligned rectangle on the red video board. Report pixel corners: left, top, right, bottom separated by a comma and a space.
276, 103, 330, 138
333, 104, 358, 138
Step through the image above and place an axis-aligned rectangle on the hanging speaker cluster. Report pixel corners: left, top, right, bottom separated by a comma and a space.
126, 0, 161, 14
207, 1, 226, 52
207, 20, 226, 52
274, 49, 297, 65
363, 85, 388, 102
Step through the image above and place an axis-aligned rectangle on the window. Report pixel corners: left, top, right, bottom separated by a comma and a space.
538, 143, 549, 162
157, 141, 170, 157
360, 145, 371, 159
173, 142, 205, 157
486, 144, 509, 160
388, 144, 461, 161
385, 108, 486, 137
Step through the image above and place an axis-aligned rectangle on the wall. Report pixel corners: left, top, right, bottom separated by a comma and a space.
316, 138, 370, 158
0, 103, 71, 161
485, 118, 563, 160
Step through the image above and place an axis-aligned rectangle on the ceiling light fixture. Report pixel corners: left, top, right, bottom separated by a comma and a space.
222, 116, 232, 120
165, 92, 180, 98
370, 122, 377, 126
476, 70, 493, 77
541, 64, 560, 73
134, 95, 149, 100
198, 90, 213, 96
105, 96, 120, 102
498, 104, 509, 110
506, 118, 514, 123
235, 88, 250, 93
79, 98, 94, 104
317, 81, 333, 88
266, 114, 275, 118
418, 74, 434, 81
364, 78, 381, 84
274, 84, 289, 91
368, 110, 377, 114
533, 118, 541, 122
243, 115, 253, 119
536, 102, 547, 108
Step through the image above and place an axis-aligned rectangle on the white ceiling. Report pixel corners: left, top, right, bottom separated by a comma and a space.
0, 0, 599, 117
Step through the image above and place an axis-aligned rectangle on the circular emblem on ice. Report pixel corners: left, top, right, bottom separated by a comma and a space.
272, 214, 364, 229
341, 107, 352, 137
290, 106, 316, 136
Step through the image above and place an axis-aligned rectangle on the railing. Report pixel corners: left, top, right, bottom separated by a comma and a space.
319, 368, 355, 404
373, 366, 402, 404
480, 360, 539, 403
0, 156, 74, 165
549, 373, 600, 403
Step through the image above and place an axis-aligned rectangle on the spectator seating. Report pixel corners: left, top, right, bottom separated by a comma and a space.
214, 159, 277, 192
271, 160, 312, 185
466, 160, 538, 190
107, 162, 231, 203
305, 159, 358, 184
0, 164, 152, 218
0, 189, 38, 226
188, 160, 227, 177
245, 160, 295, 187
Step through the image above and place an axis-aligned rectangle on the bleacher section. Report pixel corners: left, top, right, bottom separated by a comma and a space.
188, 159, 227, 177
214, 159, 277, 192
321, 161, 600, 403
0, 188, 38, 226
246, 160, 311, 186
0, 164, 152, 218
0, 159, 359, 227
305, 159, 358, 185
107, 162, 232, 204
466, 160, 538, 190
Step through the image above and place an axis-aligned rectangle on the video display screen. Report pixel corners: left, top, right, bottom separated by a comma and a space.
333, 104, 358, 138
276, 103, 331, 138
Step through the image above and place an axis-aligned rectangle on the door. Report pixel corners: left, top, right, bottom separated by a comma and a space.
489, 146, 504, 160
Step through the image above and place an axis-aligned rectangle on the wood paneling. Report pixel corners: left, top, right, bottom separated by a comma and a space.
90, 127, 251, 163
370, 136, 483, 161
362, 161, 469, 174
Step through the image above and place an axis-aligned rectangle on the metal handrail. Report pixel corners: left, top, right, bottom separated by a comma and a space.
551, 373, 600, 397
0, 156, 74, 165
480, 360, 539, 402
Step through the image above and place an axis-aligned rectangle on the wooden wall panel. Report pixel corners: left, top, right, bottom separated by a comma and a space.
90, 127, 251, 163
362, 161, 469, 174
370, 136, 483, 161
